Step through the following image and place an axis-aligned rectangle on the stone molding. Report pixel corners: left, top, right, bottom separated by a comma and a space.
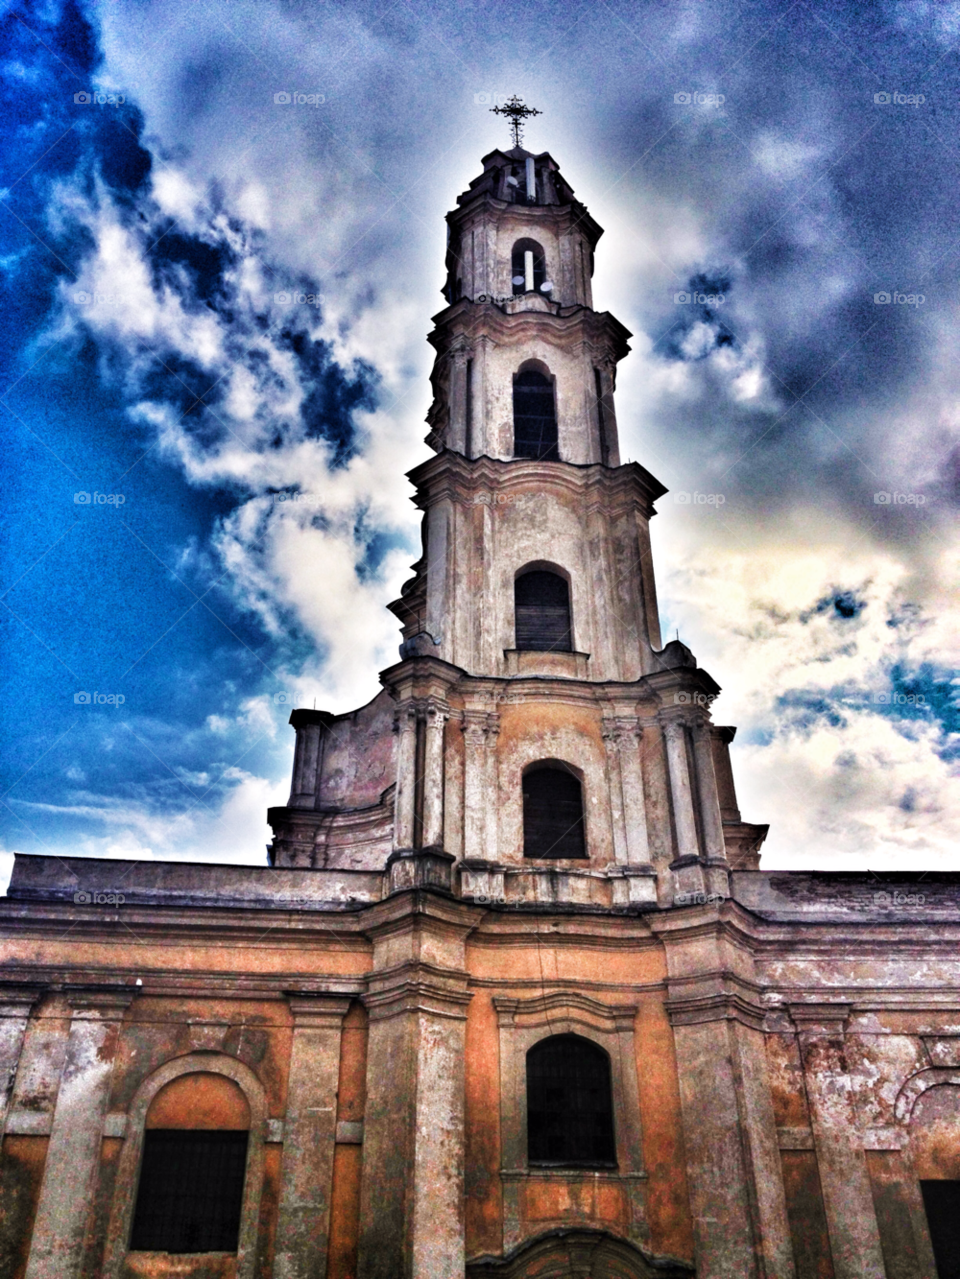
494, 992, 648, 1252
894, 1067, 960, 1124
465, 1227, 694, 1279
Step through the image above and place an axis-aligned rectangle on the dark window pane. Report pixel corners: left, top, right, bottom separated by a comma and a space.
513, 369, 558, 461
921, 1181, 960, 1279
527, 1035, 616, 1166
515, 570, 571, 652
523, 767, 586, 859
130, 1130, 248, 1254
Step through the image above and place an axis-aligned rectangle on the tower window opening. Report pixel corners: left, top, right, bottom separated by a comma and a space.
522, 762, 585, 859
512, 369, 558, 460
527, 1034, 616, 1165
514, 569, 571, 652
511, 239, 546, 295
130, 1130, 248, 1253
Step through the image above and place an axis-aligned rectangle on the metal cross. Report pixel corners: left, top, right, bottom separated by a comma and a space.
490, 95, 542, 148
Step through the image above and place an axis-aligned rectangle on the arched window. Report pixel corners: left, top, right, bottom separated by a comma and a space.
515, 569, 571, 651
130, 1073, 250, 1254
522, 763, 586, 859
513, 369, 558, 460
511, 239, 546, 295
527, 1034, 616, 1166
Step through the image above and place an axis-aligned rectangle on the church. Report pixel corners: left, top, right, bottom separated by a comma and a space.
0, 105, 958, 1279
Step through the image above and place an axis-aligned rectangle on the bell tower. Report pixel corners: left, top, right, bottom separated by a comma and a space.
371, 109, 769, 908
270, 103, 768, 910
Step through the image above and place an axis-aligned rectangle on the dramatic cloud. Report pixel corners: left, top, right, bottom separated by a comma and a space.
1, 0, 956, 876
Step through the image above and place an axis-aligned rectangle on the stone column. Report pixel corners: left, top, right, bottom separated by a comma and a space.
660, 716, 704, 897
483, 713, 500, 862
24, 988, 133, 1279
275, 994, 353, 1279
790, 1005, 886, 1279
448, 349, 469, 454
617, 723, 650, 865
421, 699, 448, 849
602, 719, 630, 866
654, 918, 795, 1279
357, 897, 473, 1279
288, 709, 331, 807
691, 718, 730, 897
461, 711, 488, 861
0, 985, 42, 1132
393, 702, 418, 851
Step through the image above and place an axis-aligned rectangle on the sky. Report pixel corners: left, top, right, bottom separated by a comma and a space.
0, 0, 957, 886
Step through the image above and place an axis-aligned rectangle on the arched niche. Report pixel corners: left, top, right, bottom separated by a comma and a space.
102, 1053, 267, 1279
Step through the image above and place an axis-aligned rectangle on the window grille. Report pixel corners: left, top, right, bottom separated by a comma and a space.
522, 765, 586, 859
527, 1034, 616, 1166
512, 371, 558, 460
129, 1130, 248, 1254
920, 1181, 960, 1279
515, 571, 571, 652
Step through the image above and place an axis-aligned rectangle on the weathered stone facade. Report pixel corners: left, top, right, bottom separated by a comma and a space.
0, 145, 957, 1278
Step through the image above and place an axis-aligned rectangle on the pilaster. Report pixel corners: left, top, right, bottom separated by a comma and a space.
275, 994, 354, 1279
24, 987, 134, 1279
789, 1004, 886, 1279
652, 912, 795, 1279
356, 895, 475, 1279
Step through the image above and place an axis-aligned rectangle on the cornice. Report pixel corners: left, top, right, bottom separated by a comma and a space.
445, 190, 604, 247
427, 299, 631, 360
405, 452, 667, 515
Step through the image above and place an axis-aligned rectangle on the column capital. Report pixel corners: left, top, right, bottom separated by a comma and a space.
787, 1002, 853, 1035
601, 715, 643, 743
64, 986, 137, 1018
285, 992, 355, 1028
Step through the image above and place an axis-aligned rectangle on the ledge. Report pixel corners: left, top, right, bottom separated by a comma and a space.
503, 649, 590, 679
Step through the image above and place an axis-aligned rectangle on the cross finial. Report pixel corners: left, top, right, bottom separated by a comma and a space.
490, 95, 542, 148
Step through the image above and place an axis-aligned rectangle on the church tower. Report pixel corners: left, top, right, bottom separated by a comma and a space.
269, 121, 768, 908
